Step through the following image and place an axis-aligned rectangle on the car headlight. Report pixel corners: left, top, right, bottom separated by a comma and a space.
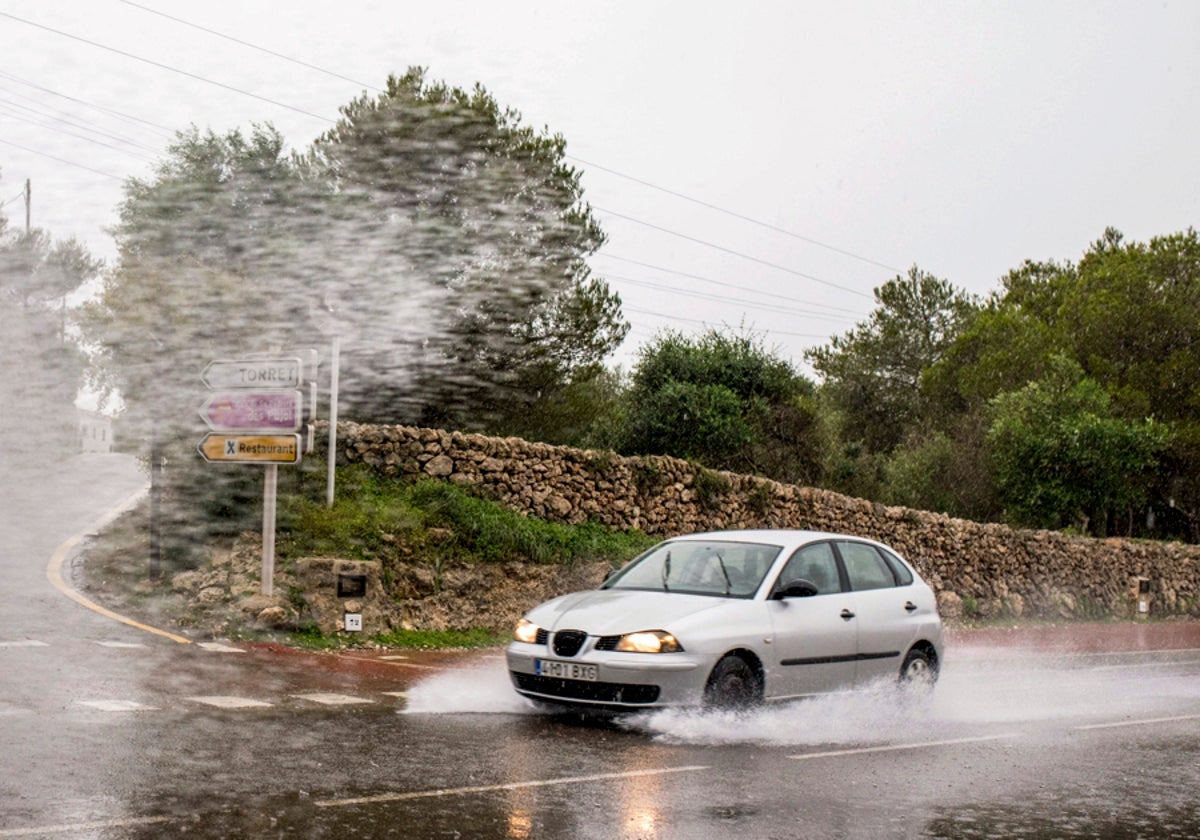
616, 630, 683, 653
513, 618, 542, 644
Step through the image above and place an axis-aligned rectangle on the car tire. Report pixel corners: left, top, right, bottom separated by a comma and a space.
703, 654, 762, 710
899, 648, 937, 687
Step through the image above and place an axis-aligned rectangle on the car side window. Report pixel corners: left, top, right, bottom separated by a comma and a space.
778, 543, 841, 595
839, 542, 897, 591
880, 547, 914, 585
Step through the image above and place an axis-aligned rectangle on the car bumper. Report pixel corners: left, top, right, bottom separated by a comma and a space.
506, 642, 710, 710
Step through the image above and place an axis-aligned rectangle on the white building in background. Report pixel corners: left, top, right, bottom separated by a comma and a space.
77, 409, 113, 453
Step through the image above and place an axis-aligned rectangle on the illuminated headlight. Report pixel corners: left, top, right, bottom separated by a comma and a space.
615, 630, 683, 653
513, 618, 542, 644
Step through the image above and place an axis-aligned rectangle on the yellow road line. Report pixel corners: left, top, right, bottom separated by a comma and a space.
45, 482, 192, 645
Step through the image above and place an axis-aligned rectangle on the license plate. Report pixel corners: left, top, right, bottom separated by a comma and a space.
535, 659, 598, 681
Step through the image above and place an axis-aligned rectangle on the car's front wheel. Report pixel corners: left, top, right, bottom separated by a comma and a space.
703, 654, 762, 710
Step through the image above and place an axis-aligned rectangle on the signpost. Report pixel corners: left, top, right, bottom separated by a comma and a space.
197, 354, 314, 596
197, 433, 302, 464
199, 391, 303, 433
201, 358, 302, 390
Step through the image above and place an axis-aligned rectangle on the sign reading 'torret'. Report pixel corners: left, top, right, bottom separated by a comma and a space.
201, 358, 302, 390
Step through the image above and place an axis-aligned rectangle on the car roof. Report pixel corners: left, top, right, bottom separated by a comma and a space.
666, 529, 887, 551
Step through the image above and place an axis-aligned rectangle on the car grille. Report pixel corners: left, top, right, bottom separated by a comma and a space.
534, 628, 549, 645
511, 672, 661, 706
594, 635, 621, 651
552, 629, 587, 657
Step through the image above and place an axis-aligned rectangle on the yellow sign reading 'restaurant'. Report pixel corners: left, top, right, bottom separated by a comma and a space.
197, 433, 302, 465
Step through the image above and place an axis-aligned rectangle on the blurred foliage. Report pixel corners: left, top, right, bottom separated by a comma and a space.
0, 194, 101, 465
78, 68, 629, 558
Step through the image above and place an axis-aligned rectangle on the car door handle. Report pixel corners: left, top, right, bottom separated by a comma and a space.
840, 609, 855, 620
905, 601, 918, 613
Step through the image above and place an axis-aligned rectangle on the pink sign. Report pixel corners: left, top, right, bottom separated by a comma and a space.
199, 391, 303, 432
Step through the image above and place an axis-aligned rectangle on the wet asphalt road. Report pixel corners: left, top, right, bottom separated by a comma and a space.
3, 454, 1200, 839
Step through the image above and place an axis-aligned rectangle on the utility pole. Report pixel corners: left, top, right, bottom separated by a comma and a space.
24, 178, 30, 233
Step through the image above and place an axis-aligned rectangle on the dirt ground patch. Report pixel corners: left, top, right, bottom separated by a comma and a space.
75, 528, 610, 643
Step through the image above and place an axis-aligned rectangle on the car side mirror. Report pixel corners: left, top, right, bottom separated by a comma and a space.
774, 578, 819, 599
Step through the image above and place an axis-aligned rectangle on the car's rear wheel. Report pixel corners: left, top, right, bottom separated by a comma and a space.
899, 647, 937, 687
703, 654, 762, 710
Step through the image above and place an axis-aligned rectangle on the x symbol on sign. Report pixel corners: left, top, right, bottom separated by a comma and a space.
225, 440, 238, 456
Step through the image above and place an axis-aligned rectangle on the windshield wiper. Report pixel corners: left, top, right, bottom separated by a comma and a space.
715, 552, 732, 595
662, 551, 671, 591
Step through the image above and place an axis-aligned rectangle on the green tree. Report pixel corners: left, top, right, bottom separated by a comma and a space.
621, 328, 821, 484
807, 266, 978, 454
91, 70, 628, 433
929, 228, 1200, 539
986, 356, 1171, 534
305, 68, 627, 428
0, 193, 100, 464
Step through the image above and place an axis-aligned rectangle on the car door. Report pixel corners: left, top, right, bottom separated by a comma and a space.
835, 540, 916, 685
765, 541, 859, 699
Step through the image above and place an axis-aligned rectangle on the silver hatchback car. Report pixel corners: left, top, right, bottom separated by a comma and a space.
507, 529, 944, 711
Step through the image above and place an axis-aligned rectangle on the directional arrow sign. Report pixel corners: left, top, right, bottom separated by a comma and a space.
202, 358, 302, 390
199, 391, 303, 432
197, 434, 302, 465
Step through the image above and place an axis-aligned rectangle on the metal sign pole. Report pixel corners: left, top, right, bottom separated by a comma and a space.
326, 335, 340, 507
262, 464, 278, 596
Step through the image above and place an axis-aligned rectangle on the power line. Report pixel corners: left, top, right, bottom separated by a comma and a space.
0, 101, 160, 162
5, 4, 881, 328
596, 252, 864, 315
119, 0, 384, 94
0, 11, 338, 125
622, 304, 835, 340
0, 89, 162, 154
0, 69, 177, 137
608, 273, 854, 324
116, 1, 894, 302
594, 205, 873, 299
571, 155, 905, 275
0, 137, 125, 181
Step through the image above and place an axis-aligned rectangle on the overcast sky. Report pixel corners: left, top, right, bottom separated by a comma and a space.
1, 0, 1196, 373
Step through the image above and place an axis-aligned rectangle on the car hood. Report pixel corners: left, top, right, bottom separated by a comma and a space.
527, 588, 730, 635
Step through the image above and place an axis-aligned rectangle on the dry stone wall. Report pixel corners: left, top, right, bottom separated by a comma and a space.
326, 421, 1200, 622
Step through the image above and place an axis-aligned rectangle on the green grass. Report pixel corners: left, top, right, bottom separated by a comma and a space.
287, 624, 506, 651
277, 464, 654, 568
372, 627, 507, 649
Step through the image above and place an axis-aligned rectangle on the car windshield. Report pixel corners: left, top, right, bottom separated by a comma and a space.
604, 540, 782, 598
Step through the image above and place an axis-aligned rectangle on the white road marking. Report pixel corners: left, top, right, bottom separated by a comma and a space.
379, 655, 409, 661
1075, 713, 1200, 731
94, 640, 148, 649
315, 765, 712, 808
0, 816, 172, 837
381, 691, 408, 698
187, 695, 274, 709
291, 693, 374, 706
0, 640, 49, 648
76, 700, 158, 712
790, 733, 1020, 760
197, 642, 244, 653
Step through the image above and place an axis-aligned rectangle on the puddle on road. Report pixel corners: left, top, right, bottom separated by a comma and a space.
401, 651, 1200, 747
